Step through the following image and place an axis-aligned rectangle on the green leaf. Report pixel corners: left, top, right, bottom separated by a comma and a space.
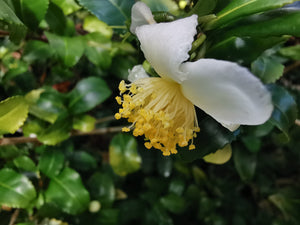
23, 40, 54, 63
83, 32, 112, 69
160, 193, 186, 214
279, 45, 300, 60
0, 96, 29, 135
142, 0, 179, 15
78, 0, 134, 26
0, 145, 22, 159
241, 136, 261, 153
206, 36, 287, 65
45, 2, 67, 35
0, 168, 36, 208
12, 0, 49, 29
83, 16, 113, 39
233, 147, 257, 181
45, 167, 90, 214
38, 149, 64, 177
68, 77, 111, 114
206, 0, 297, 30
268, 85, 298, 138
177, 117, 236, 162
46, 32, 84, 67
0, 1, 27, 43
188, 0, 217, 17
69, 151, 97, 171
52, 0, 81, 15
37, 113, 72, 145
109, 133, 142, 176
97, 209, 119, 225
87, 172, 115, 207
73, 115, 96, 132
29, 89, 66, 123
13, 156, 36, 172
251, 56, 284, 83
222, 9, 300, 38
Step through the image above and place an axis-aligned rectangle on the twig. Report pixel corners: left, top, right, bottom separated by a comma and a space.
9, 209, 20, 225
0, 30, 9, 36
283, 61, 300, 74
0, 126, 123, 146
96, 116, 116, 124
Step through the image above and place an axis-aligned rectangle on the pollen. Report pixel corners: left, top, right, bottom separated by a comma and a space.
115, 77, 200, 156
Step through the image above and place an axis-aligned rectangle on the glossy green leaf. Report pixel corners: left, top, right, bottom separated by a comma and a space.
13, 156, 36, 172
37, 113, 72, 145
207, 36, 287, 65
142, 0, 179, 15
222, 9, 300, 38
251, 56, 284, 83
268, 85, 298, 137
279, 45, 300, 60
87, 172, 115, 207
46, 32, 84, 67
97, 209, 120, 225
83, 16, 113, 39
168, 178, 185, 196
69, 151, 97, 171
241, 136, 261, 153
0, 168, 36, 208
160, 193, 186, 214
45, 167, 90, 214
0, 145, 22, 159
177, 117, 236, 162
188, 0, 217, 17
52, 0, 81, 15
0, 96, 29, 135
78, 0, 134, 26
206, 0, 296, 30
29, 89, 66, 123
233, 147, 257, 181
45, 2, 67, 35
38, 149, 64, 177
68, 77, 111, 114
73, 115, 96, 132
23, 40, 54, 63
12, 0, 49, 29
109, 133, 142, 176
83, 32, 112, 69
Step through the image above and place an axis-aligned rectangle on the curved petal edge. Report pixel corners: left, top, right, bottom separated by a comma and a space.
180, 59, 273, 128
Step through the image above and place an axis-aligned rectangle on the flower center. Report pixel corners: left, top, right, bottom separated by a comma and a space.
115, 77, 200, 156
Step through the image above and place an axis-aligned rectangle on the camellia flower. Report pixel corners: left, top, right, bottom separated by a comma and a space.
115, 2, 273, 156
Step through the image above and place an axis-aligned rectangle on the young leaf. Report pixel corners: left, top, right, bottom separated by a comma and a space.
206, 0, 297, 30
109, 133, 142, 176
279, 45, 300, 60
77, 0, 134, 26
268, 85, 298, 138
68, 77, 111, 114
83, 16, 113, 39
45, 2, 67, 35
52, 0, 81, 15
73, 115, 96, 132
0, 168, 36, 208
45, 167, 90, 214
0, 96, 29, 135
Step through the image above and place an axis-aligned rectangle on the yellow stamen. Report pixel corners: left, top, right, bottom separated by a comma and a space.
116, 77, 200, 156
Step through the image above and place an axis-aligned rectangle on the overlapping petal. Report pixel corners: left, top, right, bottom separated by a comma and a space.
130, 2, 156, 34
180, 59, 273, 128
136, 15, 198, 83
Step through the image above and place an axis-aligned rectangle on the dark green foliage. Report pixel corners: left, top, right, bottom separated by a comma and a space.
0, 0, 299, 224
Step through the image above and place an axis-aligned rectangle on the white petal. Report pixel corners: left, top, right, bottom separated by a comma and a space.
130, 2, 156, 34
128, 65, 149, 82
220, 123, 240, 132
180, 59, 273, 127
136, 15, 198, 83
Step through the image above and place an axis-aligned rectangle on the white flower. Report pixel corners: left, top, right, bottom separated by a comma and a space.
115, 2, 273, 156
